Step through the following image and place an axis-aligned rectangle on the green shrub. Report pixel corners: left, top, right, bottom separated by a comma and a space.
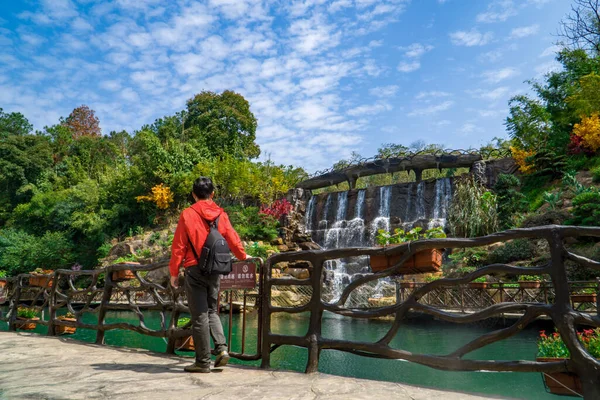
494, 174, 526, 229
489, 239, 536, 264
447, 176, 499, 238
567, 190, 600, 226
226, 205, 278, 241
448, 248, 489, 268
520, 210, 571, 228
148, 231, 161, 245
591, 166, 600, 183
0, 270, 6, 278
177, 317, 191, 328
17, 307, 39, 319
245, 242, 278, 260
97, 242, 112, 259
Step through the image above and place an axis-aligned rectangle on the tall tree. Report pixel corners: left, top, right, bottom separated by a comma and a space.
561, 0, 600, 54
185, 91, 260, 160
63, 105, 101, 139
0, 108, 32, 137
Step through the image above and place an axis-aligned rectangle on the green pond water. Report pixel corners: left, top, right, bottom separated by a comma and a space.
0, 308, 562, 399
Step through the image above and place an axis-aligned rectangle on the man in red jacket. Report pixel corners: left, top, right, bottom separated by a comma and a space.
169, 177, 247, 373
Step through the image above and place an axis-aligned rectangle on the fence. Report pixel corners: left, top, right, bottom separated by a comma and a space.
260, 226, 600, 398
0, 258, 264, 361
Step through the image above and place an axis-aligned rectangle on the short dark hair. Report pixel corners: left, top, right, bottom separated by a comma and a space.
193, 177, 214, 200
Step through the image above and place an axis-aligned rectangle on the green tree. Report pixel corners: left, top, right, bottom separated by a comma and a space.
185, 90, 260, 160
0, 108, 33, 137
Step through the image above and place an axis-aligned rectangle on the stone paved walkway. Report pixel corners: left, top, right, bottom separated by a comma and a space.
0, 332, 506, 400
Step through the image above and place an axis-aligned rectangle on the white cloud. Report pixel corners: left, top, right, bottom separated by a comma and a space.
370, 85, 399, 97
450, 29, 493, 46
540, 45, 561, 58
347, 102, 391, 116
398, 61, 420, 72
408, 101, 454, 116
509, 24, 539, 39
535, 60, 562, 76
476, 0, 517, 23
100, 80, 122, 91
402, 43, 433, 58
415, 91, 450, 100
481, 67, 519, 83
468, 86, 510, 101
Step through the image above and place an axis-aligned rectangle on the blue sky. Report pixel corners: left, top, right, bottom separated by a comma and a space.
0, 0, 572, 172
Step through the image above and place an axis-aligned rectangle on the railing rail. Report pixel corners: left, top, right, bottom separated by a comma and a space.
260, 226, 600, 399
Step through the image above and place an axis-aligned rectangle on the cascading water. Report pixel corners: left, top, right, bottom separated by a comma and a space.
429, 178, 452, 229
304, 178, 453, 305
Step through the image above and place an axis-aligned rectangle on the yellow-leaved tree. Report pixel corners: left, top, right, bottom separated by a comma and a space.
573, 113, 600, 152
509, 146, 535, 174
136, 184, 174, 209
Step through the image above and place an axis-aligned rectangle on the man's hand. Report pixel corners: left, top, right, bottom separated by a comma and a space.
170, 276, 179, 289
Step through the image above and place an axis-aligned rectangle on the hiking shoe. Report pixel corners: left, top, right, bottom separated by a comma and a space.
214, 351, 230, 368
184, 363, 211, 373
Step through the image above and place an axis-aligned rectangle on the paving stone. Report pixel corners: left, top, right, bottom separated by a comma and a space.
0, 332, 505, 400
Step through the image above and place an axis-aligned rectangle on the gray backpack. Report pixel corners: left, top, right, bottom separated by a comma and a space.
188, 213, 232, 276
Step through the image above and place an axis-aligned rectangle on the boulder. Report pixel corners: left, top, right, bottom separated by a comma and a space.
299, 242, 321, 251
286, 268, 310, 280
277, 244, 289, 252
271, 237, 284, 246
108, 243, 135, 258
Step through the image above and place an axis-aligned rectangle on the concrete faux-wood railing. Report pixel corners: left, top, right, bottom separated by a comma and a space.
0, 258, 265, 362
2, 226, 600, 398
260, 226, 600, 399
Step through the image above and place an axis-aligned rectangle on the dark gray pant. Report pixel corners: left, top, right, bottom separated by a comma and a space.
184, 267, 227, 367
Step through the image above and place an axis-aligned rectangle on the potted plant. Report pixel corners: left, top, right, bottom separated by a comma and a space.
536, 328, 600, 395
175, 317, 195, 351
468, 276, 488, 289
15, 307, 40, 330
518, 275, 542, 289
570, 287, 597, 304
111, 257, 139, 282
29, 268, 54, 287
0, 270, 7, 288
371, 227, 445, 274
56, 312, 77, 335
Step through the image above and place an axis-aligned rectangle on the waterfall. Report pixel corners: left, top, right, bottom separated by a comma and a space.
370, 186, 392, 241
355, 190, 365, 219
428, 178, 452, 229
305, 195, 316, 231
305, 179, 453, 305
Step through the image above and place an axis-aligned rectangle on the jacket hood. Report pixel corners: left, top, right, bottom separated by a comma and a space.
190, 201, 223, 221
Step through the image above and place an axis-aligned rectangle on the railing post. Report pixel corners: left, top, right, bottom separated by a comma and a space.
7, 275, 22, 332
95, 268, 114, 345
47, 271, 59, 336
305, 258, 323, 374
260, 258, 272, 369
596, 277, 600, 317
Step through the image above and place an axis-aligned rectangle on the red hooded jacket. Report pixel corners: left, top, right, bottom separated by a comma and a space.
169, 200, 246, 277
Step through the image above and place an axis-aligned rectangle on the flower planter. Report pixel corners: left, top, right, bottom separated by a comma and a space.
16, 317, 39, 330
111, 262, 138, 282
371, 248, 443, 274
537, 357, 583, 396
56, 317, 77, 335
29, 275, 53, 288
570, 293, 597, 303
519, 281, 541, 289
468, 282, 488, 289
175, 335, 195, 351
